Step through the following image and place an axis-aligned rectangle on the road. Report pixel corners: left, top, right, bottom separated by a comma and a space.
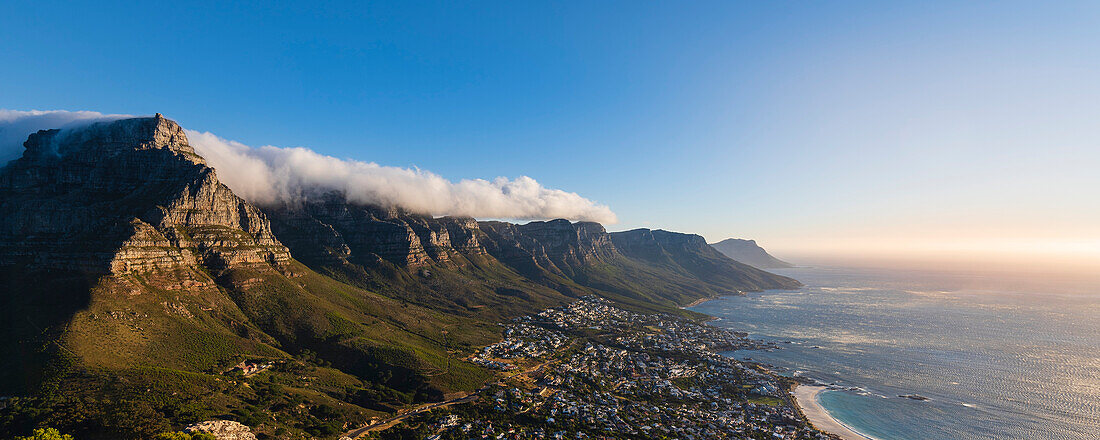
341, 359, 554, 439
341, 394, 479, 439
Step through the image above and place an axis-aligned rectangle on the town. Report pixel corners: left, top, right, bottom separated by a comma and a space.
369, 297, 835, 440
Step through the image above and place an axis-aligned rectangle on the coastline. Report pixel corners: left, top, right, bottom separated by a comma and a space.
687, 295, 872, 440
793, 385, 876, 440
682, 296, 719, 308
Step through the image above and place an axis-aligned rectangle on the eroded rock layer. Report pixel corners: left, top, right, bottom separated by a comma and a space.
267, 194, 483, 267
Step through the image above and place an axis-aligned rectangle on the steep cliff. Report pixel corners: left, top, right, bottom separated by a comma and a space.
477, 219, 617, 277
266, 194, 489, 268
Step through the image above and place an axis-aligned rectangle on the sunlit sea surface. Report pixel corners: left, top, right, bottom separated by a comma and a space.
690, 266, 1100, 440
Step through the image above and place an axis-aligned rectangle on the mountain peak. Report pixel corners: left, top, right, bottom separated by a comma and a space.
1, 114, 289, 274
710, 238, 793, 269
21, 114, 202, 164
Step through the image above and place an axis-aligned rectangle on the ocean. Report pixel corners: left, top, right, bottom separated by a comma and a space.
690, 266, 1100, 440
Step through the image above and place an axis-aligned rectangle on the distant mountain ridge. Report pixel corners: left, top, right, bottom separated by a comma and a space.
613, 229, 793, 290
268, 204, 798, 316
709, 238, 794, 269
0, 115, 798, 439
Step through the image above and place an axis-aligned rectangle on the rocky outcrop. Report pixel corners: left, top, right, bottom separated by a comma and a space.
0, 114, 290, 275
438, 216, 485, 254
185, 420, 257, 440
709, 238, 793, 269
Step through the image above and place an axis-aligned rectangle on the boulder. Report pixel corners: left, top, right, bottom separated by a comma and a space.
184, 420, 257, 440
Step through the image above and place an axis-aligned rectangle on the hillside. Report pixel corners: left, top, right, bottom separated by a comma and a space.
0, 115, 798, 439
0, 116, 494, 439
710, 238, 794, 269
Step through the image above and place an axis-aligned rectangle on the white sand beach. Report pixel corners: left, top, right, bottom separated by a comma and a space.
793, 385, 876, 440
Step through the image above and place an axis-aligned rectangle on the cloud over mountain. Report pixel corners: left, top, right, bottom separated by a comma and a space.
0, 110, 131, 163
0, 110, 617, 223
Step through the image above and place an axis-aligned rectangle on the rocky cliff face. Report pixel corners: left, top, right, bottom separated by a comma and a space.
609, 228, 710, 263
266, 194, 628, 275
478, 219, 618, 276
266, 194, 487, 268
0, 114, 290, 275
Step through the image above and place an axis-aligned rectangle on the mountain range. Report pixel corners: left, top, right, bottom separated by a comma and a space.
0, 115, 798, 439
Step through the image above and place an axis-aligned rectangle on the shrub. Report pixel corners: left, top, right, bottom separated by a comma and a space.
152, 432, 215, 440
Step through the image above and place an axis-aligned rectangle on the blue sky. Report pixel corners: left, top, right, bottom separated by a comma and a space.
3, 1, 1098, 268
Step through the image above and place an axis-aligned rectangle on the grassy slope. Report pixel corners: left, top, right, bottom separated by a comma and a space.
302, 248, 743, 324
309, 253, 578, 323
0, 259, 496, 439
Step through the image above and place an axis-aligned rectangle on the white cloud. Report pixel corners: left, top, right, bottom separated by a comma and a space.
0, 109, 618, 223
0, 109, 132, 163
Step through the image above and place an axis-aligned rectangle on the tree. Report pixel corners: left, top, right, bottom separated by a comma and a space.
153, 433, 190, 440
15, 427, 75, 440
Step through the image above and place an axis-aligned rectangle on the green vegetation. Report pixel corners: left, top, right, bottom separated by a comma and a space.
747, 396, 785, 406
15, 428, 75, 440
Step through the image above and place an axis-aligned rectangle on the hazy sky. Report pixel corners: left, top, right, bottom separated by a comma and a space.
2, 1, 1098, 269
